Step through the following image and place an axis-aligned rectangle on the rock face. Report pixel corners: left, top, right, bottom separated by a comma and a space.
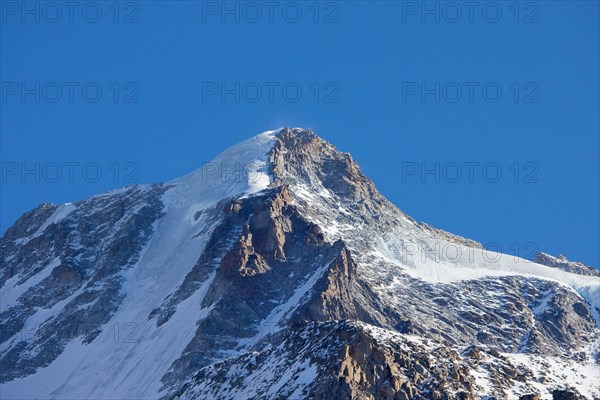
1, 128, 599, 399
535, 252, 600, 277
1, 185, 166, 382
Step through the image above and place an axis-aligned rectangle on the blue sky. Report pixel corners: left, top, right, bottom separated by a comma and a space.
1, 1, 598, 267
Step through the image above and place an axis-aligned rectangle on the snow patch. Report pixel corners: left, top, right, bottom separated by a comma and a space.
17, 203, 77, 245
0, 257, 61, 313
505, 353, 600, 399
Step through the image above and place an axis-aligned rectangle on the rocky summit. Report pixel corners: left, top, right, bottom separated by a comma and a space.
1, 128, 599, 400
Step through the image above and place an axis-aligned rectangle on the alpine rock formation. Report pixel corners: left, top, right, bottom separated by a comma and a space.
1, 128, 599, 400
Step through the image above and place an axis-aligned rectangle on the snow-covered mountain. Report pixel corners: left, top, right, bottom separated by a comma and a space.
1, 128, 599, 399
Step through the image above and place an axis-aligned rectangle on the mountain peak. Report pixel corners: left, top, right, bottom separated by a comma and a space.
163, 127, 359, 216
1, 128, 599, 399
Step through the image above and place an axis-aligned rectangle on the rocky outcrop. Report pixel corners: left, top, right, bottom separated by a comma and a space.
535, 252, 600, 277
171, 321, 479, 400
292, 242, 392, 328
269, 128, 414, 233
417, 222, 483, 249
316, 325, 477, 400
160, 186, 342, 390
173, 320, 595, 400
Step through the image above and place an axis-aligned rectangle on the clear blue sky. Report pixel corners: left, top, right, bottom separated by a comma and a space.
1, 1, 598, 267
